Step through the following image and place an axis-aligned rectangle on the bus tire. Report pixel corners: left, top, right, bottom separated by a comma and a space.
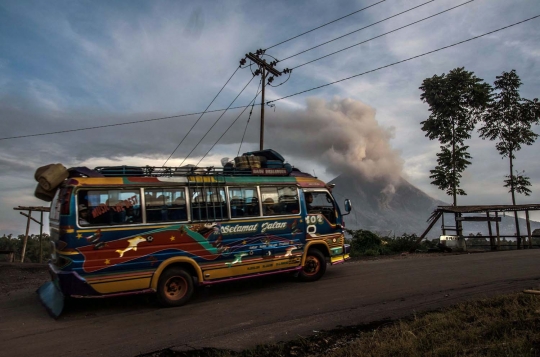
298, 249, 326, 282
156, 267, 194, 307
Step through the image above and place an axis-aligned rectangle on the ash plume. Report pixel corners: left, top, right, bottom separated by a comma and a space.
266, 97, 404, 183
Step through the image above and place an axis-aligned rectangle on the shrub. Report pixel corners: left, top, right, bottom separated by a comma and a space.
346, 229, 388, 257
0, 234, 52, 263
347, 230, 437, 256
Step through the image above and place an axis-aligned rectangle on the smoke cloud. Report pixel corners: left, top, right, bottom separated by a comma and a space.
266, 97, 404, 183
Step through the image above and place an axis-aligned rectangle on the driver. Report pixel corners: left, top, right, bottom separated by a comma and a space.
305, 192, 314, 212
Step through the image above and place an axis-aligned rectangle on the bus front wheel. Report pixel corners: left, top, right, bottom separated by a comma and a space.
157, 267, 194, 307
299, 249, 326, 282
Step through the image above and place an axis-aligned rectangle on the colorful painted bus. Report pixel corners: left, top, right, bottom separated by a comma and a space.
39, 161, 351, 317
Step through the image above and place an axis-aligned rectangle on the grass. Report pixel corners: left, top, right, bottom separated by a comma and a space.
142, 292, 540, 357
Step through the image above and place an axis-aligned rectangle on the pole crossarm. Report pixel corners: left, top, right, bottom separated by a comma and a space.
19, 212, 43, 225
245, 52, 283, 77
435, 204, 540, 214
13, 206, 50, 212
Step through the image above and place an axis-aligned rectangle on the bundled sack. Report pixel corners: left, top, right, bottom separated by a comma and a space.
35, 163, 68, 191
34, 184, 55, 202
234, 155, 263, 169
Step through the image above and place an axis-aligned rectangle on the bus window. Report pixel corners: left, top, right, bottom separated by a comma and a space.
145, 188, 187, 222
79, 189, 141, 225
260, 186, 299, 216
229, 187, 260, 218
190, 187, 228, 221
304, 191, 336, 224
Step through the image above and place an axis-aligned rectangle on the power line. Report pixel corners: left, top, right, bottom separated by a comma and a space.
280, 0, 436, 62
264, 0, 386, 50
267, 15, 540, 104
0, 104, 256, 141
2, 15, 537, 142
162, 66, 240, 166
291, 0, 474, 70
238, 78, 263, 156
198, 86, 264, 166
178, 75, 256, 167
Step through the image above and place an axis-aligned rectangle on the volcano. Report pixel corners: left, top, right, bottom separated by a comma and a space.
330, 174, 447, 237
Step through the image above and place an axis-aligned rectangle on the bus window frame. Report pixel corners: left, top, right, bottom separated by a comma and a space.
142, 187, 190, 224
189, 186, 229, 223
75, 187, 144, 229
301, 188, 338, 222
259, 185, 301, 217
226, 186, 262, 220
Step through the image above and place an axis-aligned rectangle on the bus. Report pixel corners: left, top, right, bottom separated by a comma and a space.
38, 158, 352, 317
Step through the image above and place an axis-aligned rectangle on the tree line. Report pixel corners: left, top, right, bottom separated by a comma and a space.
0, 234, 52, 263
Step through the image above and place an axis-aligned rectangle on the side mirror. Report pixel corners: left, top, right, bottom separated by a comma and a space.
343, 199, 352, 216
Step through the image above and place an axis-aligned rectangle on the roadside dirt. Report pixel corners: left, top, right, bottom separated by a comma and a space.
0, 262, 49, 295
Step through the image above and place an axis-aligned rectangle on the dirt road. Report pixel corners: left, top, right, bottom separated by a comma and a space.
1, 250, 539, 357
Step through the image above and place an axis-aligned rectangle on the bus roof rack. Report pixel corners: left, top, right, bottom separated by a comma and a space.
92, 165, 293, 178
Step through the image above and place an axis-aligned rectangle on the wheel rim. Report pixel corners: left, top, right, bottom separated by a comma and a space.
164, 276, 188, 301
303, 256, 320, 276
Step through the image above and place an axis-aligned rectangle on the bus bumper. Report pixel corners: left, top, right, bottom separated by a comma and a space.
48, 262, 99, 297
330, 244, 351, 264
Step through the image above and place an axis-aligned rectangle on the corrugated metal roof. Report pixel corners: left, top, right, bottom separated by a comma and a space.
435, 204, 540, 214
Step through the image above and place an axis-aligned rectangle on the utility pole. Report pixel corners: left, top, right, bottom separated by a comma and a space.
260, 68, 266, 151
242, 50, 290, 151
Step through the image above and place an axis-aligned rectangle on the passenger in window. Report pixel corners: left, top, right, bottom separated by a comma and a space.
305, 193, 314, 212
263, 198, 276, 216
79, 204, 90, 225
125, 206, 136, 222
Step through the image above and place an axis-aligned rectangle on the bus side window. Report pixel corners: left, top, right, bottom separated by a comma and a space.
260, 186, 299, 216
145, 188, 187, 222
229, 187, 259, 218
78, 189, 141, 225
189, 187, 227, 221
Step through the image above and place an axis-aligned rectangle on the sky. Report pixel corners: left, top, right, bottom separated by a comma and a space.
1, 0, 539, 235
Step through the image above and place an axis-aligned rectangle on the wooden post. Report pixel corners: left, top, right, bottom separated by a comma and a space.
495, 212, 501, 250
39, 211, 44, 263
20, 209, 32, 263
487, 211, 494, 250
409, 211, 442, 253
442, 213, 446, 235
525, 210, 532, 249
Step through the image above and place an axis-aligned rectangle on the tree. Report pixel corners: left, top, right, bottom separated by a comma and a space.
420, 67, 491, 208
478, 69, 540, 248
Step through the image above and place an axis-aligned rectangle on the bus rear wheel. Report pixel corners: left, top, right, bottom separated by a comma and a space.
299, 249, 326, 282
157, 267, 194, 307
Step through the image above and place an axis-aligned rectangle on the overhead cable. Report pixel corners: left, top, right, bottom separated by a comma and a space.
267, 14, 540, 104
264, 0, 386, 50
291, 0, 474, 69
178, 75, 256, 167
280, 0, 437, 62
198, 85, 264, 166
237, 78, 263, 157
162, 66, 240, 166
2, 15, 537, 141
